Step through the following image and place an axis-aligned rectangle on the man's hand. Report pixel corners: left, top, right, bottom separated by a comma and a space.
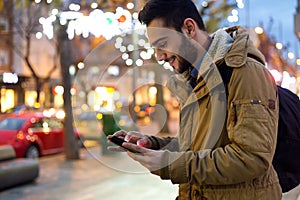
122, 142, 167, 176
107, 130, 168, 176
107, 130, 153, 152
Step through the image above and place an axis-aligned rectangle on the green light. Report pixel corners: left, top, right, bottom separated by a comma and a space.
106, 17, 113, 25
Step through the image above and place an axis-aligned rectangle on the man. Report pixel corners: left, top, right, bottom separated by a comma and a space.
108, 0, 281, 199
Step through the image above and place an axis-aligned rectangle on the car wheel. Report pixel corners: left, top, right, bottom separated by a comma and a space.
25, 145, 39, 159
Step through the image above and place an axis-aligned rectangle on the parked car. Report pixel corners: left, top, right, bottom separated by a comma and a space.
0, 112, 84, 159
0, 105, 41, 120
3, 104, 41, 114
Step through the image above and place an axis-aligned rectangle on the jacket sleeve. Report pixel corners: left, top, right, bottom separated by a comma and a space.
147, 136, 180, 151
159, 61, 279, 185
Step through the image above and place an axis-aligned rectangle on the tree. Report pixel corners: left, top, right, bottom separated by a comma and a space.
199, 0, 237, 33
1, 0, 60, 106
58, 22, 79, 159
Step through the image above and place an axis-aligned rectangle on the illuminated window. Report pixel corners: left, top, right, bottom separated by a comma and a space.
25, 91, 37, 107
0, 89, 15, 112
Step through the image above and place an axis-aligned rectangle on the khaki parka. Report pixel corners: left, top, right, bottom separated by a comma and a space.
149, 26, 282, 199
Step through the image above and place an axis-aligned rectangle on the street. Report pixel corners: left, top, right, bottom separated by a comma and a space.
0, 145, 178, 200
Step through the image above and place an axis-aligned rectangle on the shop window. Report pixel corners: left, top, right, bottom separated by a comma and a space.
25, 91, 37, 107
0, 88, 15, 112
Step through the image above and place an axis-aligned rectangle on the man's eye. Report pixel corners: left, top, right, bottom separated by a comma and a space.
157, 41, 167, 49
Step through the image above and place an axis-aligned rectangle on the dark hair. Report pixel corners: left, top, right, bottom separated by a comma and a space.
138, 0, 206, 32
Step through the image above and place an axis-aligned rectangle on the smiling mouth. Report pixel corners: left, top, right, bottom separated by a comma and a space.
165, 56, 176, 67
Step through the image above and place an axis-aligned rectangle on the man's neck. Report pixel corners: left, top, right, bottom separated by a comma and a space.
195, 30, 212, 51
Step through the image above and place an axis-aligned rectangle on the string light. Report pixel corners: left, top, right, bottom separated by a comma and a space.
40, 7, 134, 40
35, 32, 43, 39
254, 26, 264, 34
39, 2, 299, 80
127, 3, 134, 10
276, 43, 283, 50
91, 3, 98, 9
288, 52, 295, 59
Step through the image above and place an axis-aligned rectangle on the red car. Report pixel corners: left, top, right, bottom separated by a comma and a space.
0, 112, 84, 158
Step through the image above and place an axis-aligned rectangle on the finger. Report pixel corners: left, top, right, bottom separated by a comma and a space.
122, 142, 150, 154
125, 131, 142, 142
137, 138, 152, 148
114, 130, 128, 137
126, 131, 141, 136
107, 130, 127, 139
107, 136, 116, 143
107, 139, 118, 145
107, 146, 127, 152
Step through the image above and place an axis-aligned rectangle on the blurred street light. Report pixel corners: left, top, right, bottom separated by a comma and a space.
276, 42, 283, 50
288, 52, 295, 60
254, 26, 264, 34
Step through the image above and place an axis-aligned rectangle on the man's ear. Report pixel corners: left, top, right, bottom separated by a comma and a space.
182, 18, 197, 38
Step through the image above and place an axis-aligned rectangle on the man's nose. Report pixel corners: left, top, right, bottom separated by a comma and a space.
155, 49, 167, 61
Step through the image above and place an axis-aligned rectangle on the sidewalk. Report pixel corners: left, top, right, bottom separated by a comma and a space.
1, 145, 300, 200
0, 146, 178, 200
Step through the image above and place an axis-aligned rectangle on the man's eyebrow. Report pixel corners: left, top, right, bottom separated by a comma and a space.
151, 37, 168, 47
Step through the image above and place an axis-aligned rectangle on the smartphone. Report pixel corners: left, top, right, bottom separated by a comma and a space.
109, 136, 138, 153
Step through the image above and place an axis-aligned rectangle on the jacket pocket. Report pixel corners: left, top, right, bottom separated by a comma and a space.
229, 100, 272, 153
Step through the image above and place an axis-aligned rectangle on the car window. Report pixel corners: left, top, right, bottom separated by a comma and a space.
0, 118, 26, 130
47, 118, 63, 129
4, 105, 38, 114
31, 120, 44, 129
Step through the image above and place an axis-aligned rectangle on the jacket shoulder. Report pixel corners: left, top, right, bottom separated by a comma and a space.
224, 26, 265, 68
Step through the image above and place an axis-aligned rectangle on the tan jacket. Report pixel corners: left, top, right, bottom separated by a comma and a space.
151, 26, 281, 199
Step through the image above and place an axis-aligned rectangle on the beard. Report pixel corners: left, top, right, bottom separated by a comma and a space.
176, 55, 191, 74
177, 56, 198, 88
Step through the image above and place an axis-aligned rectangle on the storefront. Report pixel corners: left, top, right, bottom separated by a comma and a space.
0, 73, 27, 113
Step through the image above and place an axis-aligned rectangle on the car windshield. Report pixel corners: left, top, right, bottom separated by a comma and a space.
0, 118, 26, 130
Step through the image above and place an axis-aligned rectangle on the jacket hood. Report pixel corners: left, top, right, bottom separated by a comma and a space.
224, 26, 266, 68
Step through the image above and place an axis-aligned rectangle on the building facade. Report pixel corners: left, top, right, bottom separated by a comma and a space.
0, 1, 62, 112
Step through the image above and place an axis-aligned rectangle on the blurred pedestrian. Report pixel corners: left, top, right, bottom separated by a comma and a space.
108, 0, 281, 199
